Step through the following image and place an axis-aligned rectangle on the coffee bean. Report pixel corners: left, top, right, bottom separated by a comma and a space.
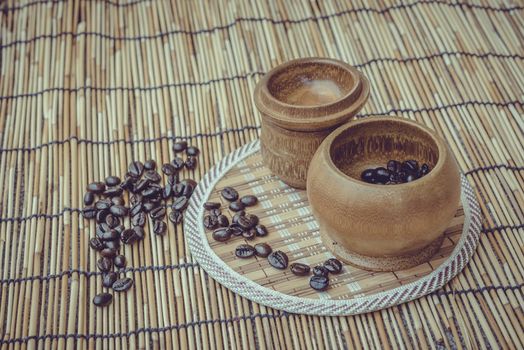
210, 208, 222, 217
96, 209, 110, 224
229, 201, 245, 212
110, 205, 128, 217
212, 227, 231, 242
144, 159, 156, 170
173, 196, 189, 211
120, 176, 135, 191
96, 223, 111, 236
167, 174, 178, 186
242, 229, 256, 240
238, 214, 258, 230
402, 160, 419, 174
324, 258, 343, 274
204, 202, 221, 210
112, 277, 133, 292
268, 251, 288, 269
240, 195, 258, 207
134, 179, 150, 193
254, 243, 272, 258
95, 199, 112, 211
221, 187, 239, 202
131, 212, 146, 227
173, 183, 184, 197
101, 248, 117, 259
290, 263, 311, 276
185, 156, 197, 170
130, 194, 143, 206
150, 206, 166, 220
309, 276, 329, 291
420, 163, 430, 176
235, 244, 255, 258
93, 293, 113, 307
104, 240, 120, 250
114, 255, 126, 268
361, 169, 376, 183
105, 214, 120, 229
162, 185, 174, 199
159, 163, 175, 176
105, 176, 121, 187
132, 226, 145, 241
204, 215, 218, 230
173, 141, 188, 153
87, 182, 106, 194
130, 203, 143, 217
99, 229, 119, 241
227, 224, 244, 236
312, 265, 329, 277
406, 174, 416, 182
84, 192, 95, 206
128, 161, 144, 178
374, 167, 391, 184
153, 220, 167, 235
232, 211, 245, 224
121, 228, 137, 244
140, 186, 158, 199
143, 202, 158, 213
186, 146, 200, 157
111, 196, 125, 206
181, 179, 196, 197
82, 206, 97, 219
217, 215, 229, 227
103, 272, 118, 288
97, 257, 113, 272
172, 157, 185, 171
114, 224, 125, 234
104, 187, 123, 197
90, 237, 104, 251
144, 170, 162, 183
169, 210, 183, 224
254, 224, 268, 237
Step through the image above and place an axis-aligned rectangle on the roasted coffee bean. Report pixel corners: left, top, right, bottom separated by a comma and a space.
111, 196, 125, 206
103, 272, 118, 288
173, 140, 188, 153
181, 179, 196, 197
312, 265, 329, 277
99, 229, 119, 241
227, 224, 244, 236
172, 157, 185, 171
90, 237, 105, 251
87, 182, 106, 194
144, 170, 162, 183
93, 293, 113, 307
169, 210, 183, 224
84, 192, 95, 206
186, 146, 200, 157
361, 169, 376, 183
290, 263, 311, 276
173, 196, 189, 211
97, 257, 113, 272
114, 255, 126, 268
254, 224, 268, 237
128, 161, 144, 178
268, 251, 289, 269
96, 223, 111, 236
406, 174, 416, 182
217, 215, 229, 227
114, 224, 125, 234
150, 206, 166, 220
96, 209, 110, 224
210, 208, 222, 217
130, 203, 143, 217
232, 211, 245, 224
309, 276, 329, 291
402, 160, 419, 174
420, 163, 430, 176
185, 156, 197, 170
142, 186, 161, 199
387, 160, 401, 173
238, 214, 258, 230
104, 240, 120, 250
120, 176, 135, 191
254, 243, 272, 258
162, 185, 174, 199
212, 227, 231, 242
203, 215, 218, 230
113, 277, 133, 292
101, 248, 117, 259
95, 199, 112, 210
105, 176, 121, 186
240, 195, 258, 207
144, 159, 156, 170
121, 228, 138, 244
130, 194, 143, 206
167, 174, 178, 186
229, 201, 245, 212
134, 179, 150, 193
173, 183, 184, 197
153, 220, 167, 235
204, 202, 221, 210
235, 244, 255, 258
104, 187, 123, 197
142, 202, 157, 213
374, 167, 390, 184
242, 229, 256, 240
132, 226, 145, 241
82, 206, 97, 219
132, 212, 146, 227
110, 205, 128, 217
324, 258, 343, 274
221, 187, 239, 202
105, 214, 120, 229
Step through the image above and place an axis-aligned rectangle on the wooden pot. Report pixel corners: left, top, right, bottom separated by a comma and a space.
307, 117, 461, 271
254, 57, 369, 189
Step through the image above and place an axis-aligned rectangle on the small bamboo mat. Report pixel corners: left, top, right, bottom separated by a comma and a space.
1, 0, 523, 348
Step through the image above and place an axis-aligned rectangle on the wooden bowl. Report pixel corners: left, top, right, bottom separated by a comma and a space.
254, 57, 369, 189
306, 117, 461, 271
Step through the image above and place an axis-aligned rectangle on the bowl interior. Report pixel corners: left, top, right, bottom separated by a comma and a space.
267, 61, 356, 107
330, 120, 439, 182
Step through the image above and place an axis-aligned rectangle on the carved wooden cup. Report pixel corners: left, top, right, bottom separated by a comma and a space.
254, 58, 369, 189
307, 117, 461, 271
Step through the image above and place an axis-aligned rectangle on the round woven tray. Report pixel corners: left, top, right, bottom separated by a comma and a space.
185, 140, 481, 316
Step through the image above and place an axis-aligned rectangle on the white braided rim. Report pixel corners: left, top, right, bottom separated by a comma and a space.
185, 140, 482, 316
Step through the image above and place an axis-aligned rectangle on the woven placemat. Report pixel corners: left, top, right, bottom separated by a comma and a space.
186, 140, 482, 315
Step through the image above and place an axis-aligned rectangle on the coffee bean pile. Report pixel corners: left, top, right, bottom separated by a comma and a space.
361, 159, 431, 185
84, 141, 200, 307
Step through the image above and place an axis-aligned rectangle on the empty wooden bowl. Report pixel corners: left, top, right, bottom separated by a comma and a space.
307, 117, 461, 271
254, 57, 369, 189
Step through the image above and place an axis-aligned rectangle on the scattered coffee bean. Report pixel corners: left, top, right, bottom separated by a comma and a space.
130, 194, 143, 205
131, 212, 146, 227
173, 196, 189, 211
169, 210, 183, 224
111, 196, 125, 206
144, 170, 162, 183
82, 206, 97, 219
204, 202, 221, 210
290, 263, 311, 276
134, 179, 149, 193
240, 195, 258, 207
163, 184, 174, 199
361, 159, 430, 184
143, 202, 157, 213
84, 192, 95, 206
173, 141, 188, 153
387, 160, 401, 173
153, 220, 167, 235
90, 237, 105, 251
228, 224, 244, 236
232, 211, 245, 224
238, 214, 258, 230
105, 176, 121, 187
167, 174, 178, 186
104, 187, 123, 197
212, 227, 231, 242
374, 167, 390, 184
360, 169, 375, 184
99, 229, 119, 241
186, 146, 200, 157
161, 163, 176, 176
132, 226, 145, 241
221, 187, 239, 202
309, 276, 329, 291
93, 293, 113, 307
217, 215, 229, 227
87, 182, 106, 194
402, 159, 419, 174
210, 208, 222, 217
254, 243, 272, 258
114, 255, 126, 268
312, 265, 329, 277
101, 248, 117, 259
110, 205, 128, 217
105, 214, 120, 229
95, 199, 112, 210
128, 161, 144, 178
150, 206, 166, 220
185, 156, 197, 170
181, 179, 196, 196
130, 203, 143, 217
324, 258, 342, 274
144, 159, 156, 170
229, 201, 245, 212
104, 240, 120, 250
204, 215, 218, 230
112, 277, 134, 292
96, 209, 110, 224
103, 272, 118, 288
235, 244, 255, 258
242, 229, 256, 240
172, 157, 185, 171
268, 251, 288, 269
254, 224, 268, 237
121, 228, 137, 244
97, 257, 113, 272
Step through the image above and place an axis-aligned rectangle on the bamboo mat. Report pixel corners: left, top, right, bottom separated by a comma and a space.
0, 0, 523, 348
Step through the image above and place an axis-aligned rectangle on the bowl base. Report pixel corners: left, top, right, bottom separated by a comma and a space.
320, 230, 445, 272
